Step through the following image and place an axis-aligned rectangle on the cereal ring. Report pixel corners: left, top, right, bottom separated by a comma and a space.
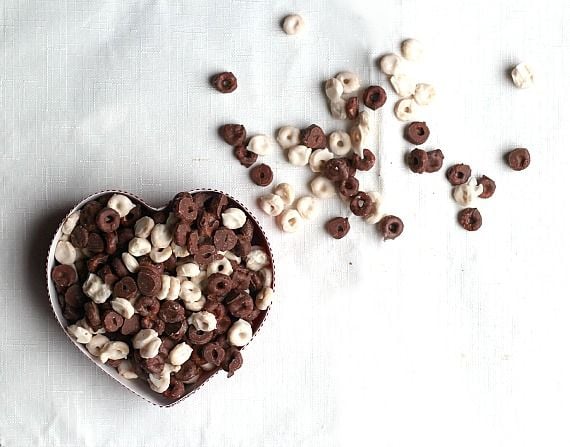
86, 233, 105, 253
394, 98, 417, 122
326, 217, 350, 239
222, 347, 243, 378
310, 176, 336, 199
137, 268, 162, 297
330, 98, 347, 119
120, 314, 141, 336
414, 83, 436, 106
300, 124, 327, 149
104, 231, 118, 255
158, 301, 185, 323
203, 342, 225, 366
219, 124, 246, 146
187, 326, 215, 345
364, 191, 383, 225
194, 244, 220, 266
278, 209, 302, 233
276, 126, 301, 149
458, 208, 482, 231
233, 236, 252, 258
345, 96, 359, 120
213, 228, 237, 252
128, 237, 152, 257
335, 71, 360, 94
506, 148, 530, 171
107, 194, 135, 219
390, 74, 417, 98
323, 158, 350, 182
404, 121, 430, 145
95, 208, 120, 233
247, 135, 272, 156
379, 53, 405, 76
249, 164, 274, 187
273, 183, 295, 206
328, 131, 352, 156
102, 310, 124, 333
117, 228, 134, 249
164, 319, 189, 342
120, 204, 142, 227
197, 211, 220, 238
378, 215, 404, 240
325, 78, 343, 101
212, 71, 237, 93
134, 296, 160, 317
446, 164, 471, 185
477, 176, 496, 199
407, 148, 429, 174
282, 14, 305, 35
51, 264, 78, 291
174, 196, 198, 222
205, 273, 233, 297
84, 301, 102, 330
70, 225, 89, 248
426, 149, 445, 173
350, 192, 373, 217
258, 193, 285, 217
162, 377, 185, 400
234, 144, 258, 168
338, 176, 359, 198
206, 258, 233, 277
87, 253, 108, 273
227, 292, 254, 319
401, 38, 423, 61
175, 360, 201, 384
287, 145, 312, 166
309, 148, 334, 173
511, 63, 534, 89
296, 196, 319, 220
352, 149, 376, 171
363, 85, 387, 110
231, 266, 252, 290
453, 178, 483, 207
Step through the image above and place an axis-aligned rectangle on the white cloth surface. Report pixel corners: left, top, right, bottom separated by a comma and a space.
1, 0, 569, 446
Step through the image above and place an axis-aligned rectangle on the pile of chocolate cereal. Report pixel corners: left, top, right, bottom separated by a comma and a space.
51, 191, 273, 401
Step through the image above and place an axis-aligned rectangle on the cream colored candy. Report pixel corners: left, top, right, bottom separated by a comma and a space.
171, 242, 189, 258
67, 324, 92, 344
148, 372, 170, 393
150, 246, 172, 263
111, 298, 135, 319
222, 251, 241, 263
255, 287, 273, 311
83, 273, 111, 304
227, 319, 253, 347
55, 240, 76, 265
328, 131, 352, 156
258, 193, 285, 217
288, 145, 312, 166
394, 98, 417, 121
107, 194, 136, 218
452, 178, 483, 207
390, 74, 417, 97
401, 38, 424, 61
325, 78, 344, 100
246, 249, 269, 271
99, 341, 129, 364
86, 334, 110, 357
150, 224, 173, 249
364, 191, 384, 224
169, 342, 193, 366
190, 311, 217, 332
176, 262, 200, 278
282, 14, 305, 35
185, 295, 205, 311
413, 83, 436, 106
336, 71, 360, 94
310, 176, 336, 199
248, 135, 272, 156
278, 209, 302, 233
296, 196, 319, 220
121, 252, 139, 273
258, 267, 273, 288
133, 329, 162, 359
128, 237, 151, 257
274, 183, 295, 206
179, 280, 202, 304
276, 126, 301, 149
511, 63, 534, 89
309, 148, 334, 173
330, 99, 347, 119
134, 216, 155, 239
117, 359, 138, 379
222, 208, 246, 229
207, 257, 233, 277
379, 53, 405, 76
62, 210, 80, 235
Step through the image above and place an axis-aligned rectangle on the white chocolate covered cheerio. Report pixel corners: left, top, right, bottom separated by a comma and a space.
379, 53, 405, 76
330, 98, 347, 119
169, 342, 193, 366
401, 38, 424, 61
246, 249, 269, 271
278, 209, 302, 233
282, 14, 305, 35
150, 224, 173, 249
121, 252, 139, 273
390, 74, 417, 98
394, 98, 418, 121
118, 359, 138, 379
258, 194, 285, 217
99, 341, 129, 364
328, 130, 352, 156
310, 176, 336, 199
82, 273, 111, 304
309, 148, 334, 173
134, 216, 155, 239
149, 246, 172, 263
413, 83, 436, 106
179, 280, 202, 305
227, 319, 253, 347
255, 287, 273, 311
62, 211, 80, 235
176, 262, 200, 278
274, 183, 295, 206
364, 191, 384, 224
325, 78, 344, 100
67, 324, 92, 344
336, 71, 360, 94
287, 145, 312, 166
107, 194, 136, 218
55, 240, 76, 265
111, 298, 135, 319
511, 63, 534, 89
452, 178, 483, 207
148, 372, 171, 393
133, 329, 162, 359
190, 311, 217, 332
128, 237, 152, 257
221, 208, 246, 229
247, 135, 272, 156
86, 334, 110, 357
296, 196, 319, 220
276, 126, 301, 149
207, 257, 233, 277
185, 295, 206, 312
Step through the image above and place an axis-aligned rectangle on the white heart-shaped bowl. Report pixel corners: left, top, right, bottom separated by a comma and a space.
46, 189, 275, 407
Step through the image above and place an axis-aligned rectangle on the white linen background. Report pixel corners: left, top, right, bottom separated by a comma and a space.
1, 0, 569, 446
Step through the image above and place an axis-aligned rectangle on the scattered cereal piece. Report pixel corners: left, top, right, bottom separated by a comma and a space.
296, 196, 319, 220
363, 85, 387, 110
336, 71, 360, 94
458, 208, 482, 231
394, 98, 417, 121
287, 145, 312, 166
413, 83, 436, 106
452, 178, 483, 207
250, 163, 274, 186
506, 148, 531, 171
446, 164, 472, 185
326, 217, 350, 239
274, 183, 295, 206
258, 194, 285, 217
282, 14, 305, 35
328, 130, 352, 156
212, 72, 237, 93
404, 121, 430, 145
401, 38, 424, 61
477, 176, 496, 198
276, 126, 301, 149
511, 63, 534, 89
378, 215, 404, 240
390, 74, 417, 98
379, 53, 405, 76
278, 209, 303, 233
247, 135, 272, 156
